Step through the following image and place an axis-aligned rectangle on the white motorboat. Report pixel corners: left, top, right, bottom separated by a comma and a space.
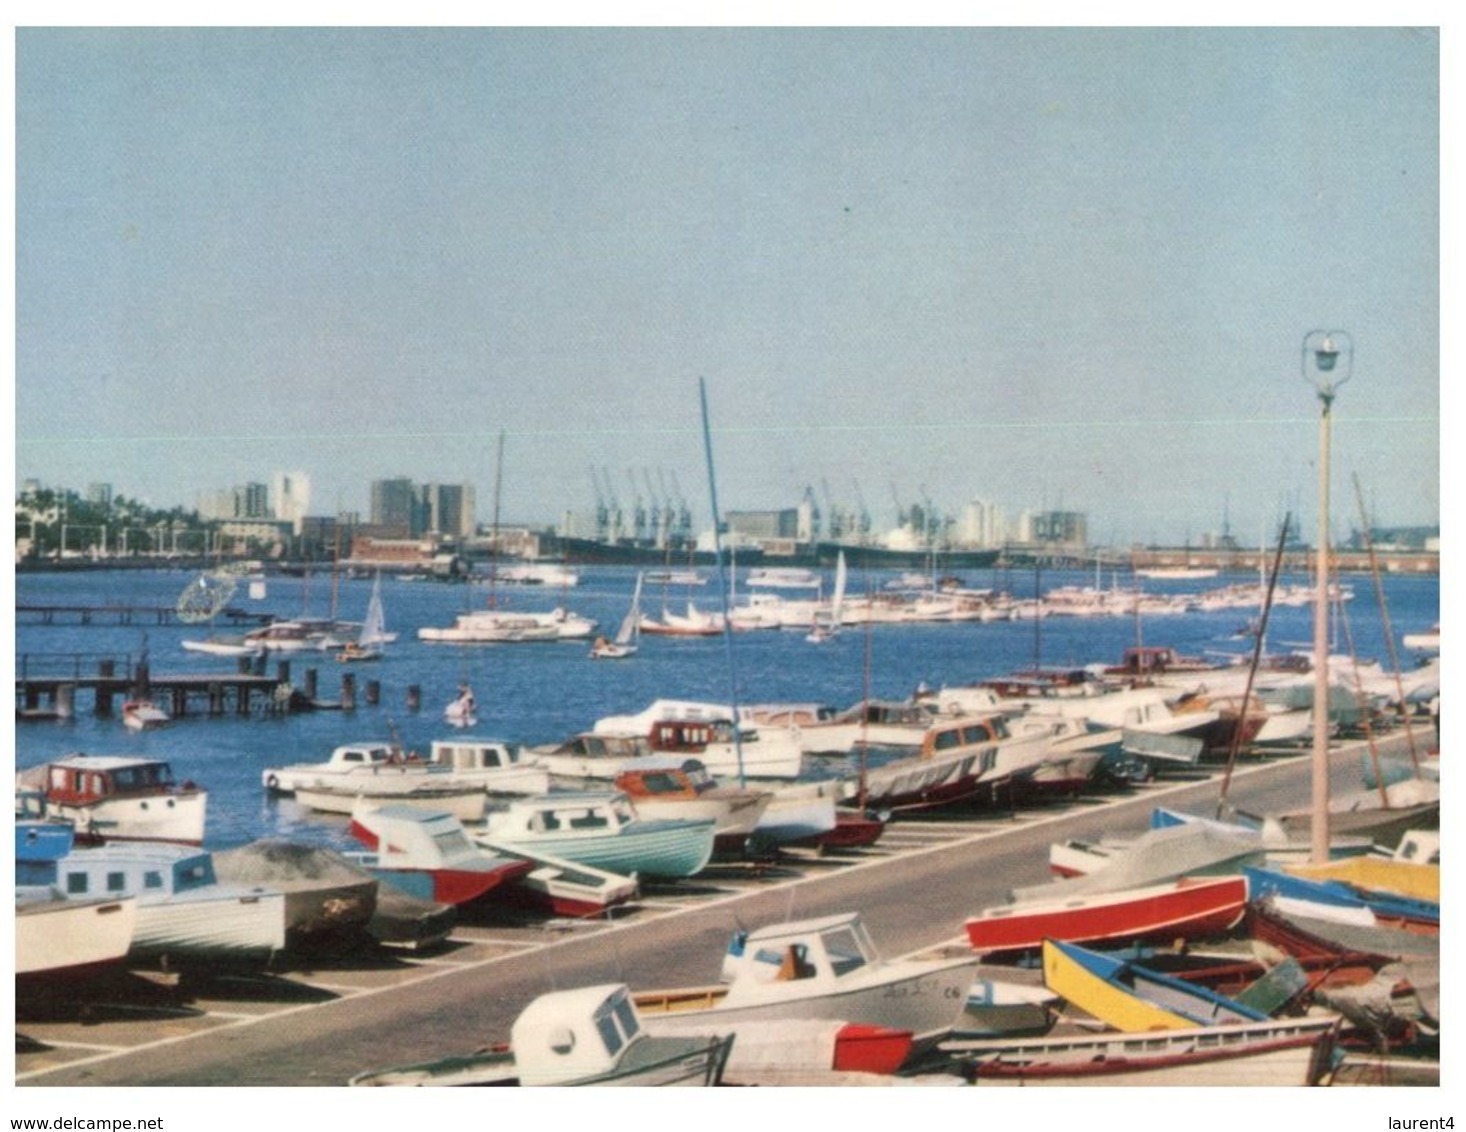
36, 843, 287, 964
121, 699, 171, 731
295, 780, 489, 822
16, 888, 138, 979
18, 755, 207, 845
589, 699, 806, 780
632, 912, 979, 1047
350, 983, 733, 1086
419, 606, 596, 643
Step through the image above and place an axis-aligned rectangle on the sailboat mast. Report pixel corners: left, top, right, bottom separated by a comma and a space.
698, 378, 746, 789
488, 429, 505, 608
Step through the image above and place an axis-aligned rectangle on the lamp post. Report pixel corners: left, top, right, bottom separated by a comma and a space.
1302, 329, 1352, 865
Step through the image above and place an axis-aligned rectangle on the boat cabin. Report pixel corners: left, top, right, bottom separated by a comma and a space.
511, 984, 652, 1086
349, 804, 481, 864
919, 716, 1009, 762
429, 738, 530, 772
615, 757, 719, 800
543, 732, 654, 760
36, 756, 199, 806
39, 842, 225, 903
1106, 646, 1215, 678
648, 718, 744, 753
492, 792, 640, 838
719, 912, 880, 993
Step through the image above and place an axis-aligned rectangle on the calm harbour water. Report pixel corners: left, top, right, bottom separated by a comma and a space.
13, 564, 1440, 855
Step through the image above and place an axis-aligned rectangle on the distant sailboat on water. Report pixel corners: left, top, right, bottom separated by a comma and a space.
592, 573, 643, 660
806, 552, 847, 643
339, 572, 392, 662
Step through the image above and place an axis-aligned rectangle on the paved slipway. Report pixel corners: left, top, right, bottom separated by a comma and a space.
17, 731, 1421, 1088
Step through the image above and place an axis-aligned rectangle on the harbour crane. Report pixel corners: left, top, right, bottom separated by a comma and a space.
626, 470, 647, 543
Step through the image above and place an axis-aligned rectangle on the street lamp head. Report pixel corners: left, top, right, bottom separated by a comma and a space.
1302, 329, 1353, 397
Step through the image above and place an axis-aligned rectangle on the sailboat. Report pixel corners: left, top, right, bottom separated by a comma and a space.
806, 552, 847, 643
338, 572, 392, 662
591, 572, 643, 659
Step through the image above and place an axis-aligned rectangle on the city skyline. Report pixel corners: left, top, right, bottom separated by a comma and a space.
15, 28, 1441, 550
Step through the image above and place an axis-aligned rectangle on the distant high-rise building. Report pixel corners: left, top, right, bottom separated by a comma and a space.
86, 482, 113, 508
371, 478, 419, 534
422, 482, 476, 538
272, 471, 310, 535
235, 482, 271, 520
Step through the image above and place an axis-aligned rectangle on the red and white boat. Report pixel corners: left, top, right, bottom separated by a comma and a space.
347, 804, 533, 907
964, 875, 1249, 956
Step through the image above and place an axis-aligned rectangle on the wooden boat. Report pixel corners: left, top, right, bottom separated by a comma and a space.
1234, 778, 1439, 851
1022, 821, 1265, 901
35, 843, 287, 965
15, 888, 138, 979
1255, 896, 1439, 962
1284, 855, 1439, 904
965, 875, 1249, 956
850, 713, 1026, 812
1040, 937, 1269, 1032
945, 1016, 1341, 1086
350, 983, 733, 1086
1242, 866, 1438, 932
212, 841, 380, 949
953, 977, 1060, 1039
474, 791, 716, 879
632, 912, 979, 1046
1243, 902, 1394, 987
345, 804, 534, 907
614, 756, 772, 855
121, 699, 170, 731
17, 755, 207, 845
495, 849, 640, 918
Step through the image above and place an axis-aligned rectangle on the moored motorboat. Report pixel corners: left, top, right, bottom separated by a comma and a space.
121, 699, 171, 731
294, 780, 489, 823
17, 755, 207, 845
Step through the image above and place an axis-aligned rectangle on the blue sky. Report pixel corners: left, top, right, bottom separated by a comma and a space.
14, 26, 1441, 544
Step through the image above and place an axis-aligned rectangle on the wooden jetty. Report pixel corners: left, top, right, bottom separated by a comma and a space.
13, 655, 357, 721
16, 603, 274, 627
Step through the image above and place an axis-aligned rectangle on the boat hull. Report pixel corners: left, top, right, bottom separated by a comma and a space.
484, 820, 715, 879
952, 1018, 1340, 1086
964, 876, 1249, 955
16, 895, 138, 978
50, 791, 208, 846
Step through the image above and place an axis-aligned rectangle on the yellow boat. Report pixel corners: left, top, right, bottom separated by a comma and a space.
1284, 857, 1439, 904
1041, 938, 1271, 1034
